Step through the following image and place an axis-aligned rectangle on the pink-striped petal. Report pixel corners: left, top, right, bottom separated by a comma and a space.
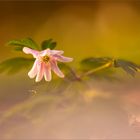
50, 60, 64, 78
44, 63, 52, 81
54, 54, 73, 62
28, 60, 38, 79
23, 47, 39, 58
35, 62, 45, 82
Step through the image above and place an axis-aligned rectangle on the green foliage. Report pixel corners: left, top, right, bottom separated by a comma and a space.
114, 59, 140, 77
6, 38, 39, 51
6, 38, 58, 51
0, 57, 34, 74
41, 39, 57, 50
81, 57, 140, 77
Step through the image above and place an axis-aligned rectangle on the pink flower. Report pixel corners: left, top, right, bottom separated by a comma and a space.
23, 47, 73, 82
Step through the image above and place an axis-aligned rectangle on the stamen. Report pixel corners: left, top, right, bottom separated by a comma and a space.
42, 55, 50, 63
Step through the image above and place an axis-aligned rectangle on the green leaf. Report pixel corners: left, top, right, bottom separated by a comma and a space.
0, 57, 34, 74
41, 39, 57, 50
114, 59, 140, 76
6, 38, 39, 51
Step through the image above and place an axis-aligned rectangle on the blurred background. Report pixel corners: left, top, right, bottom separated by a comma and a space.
0, 1, 140, 139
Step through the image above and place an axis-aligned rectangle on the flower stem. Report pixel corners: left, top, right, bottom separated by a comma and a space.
64, 64, 82, 81
79, 61, 113, 79
65, 61, 113, 81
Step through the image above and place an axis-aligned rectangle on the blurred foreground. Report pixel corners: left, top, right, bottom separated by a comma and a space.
0, 75, 140, 139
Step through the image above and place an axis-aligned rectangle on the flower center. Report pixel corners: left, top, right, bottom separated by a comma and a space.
42, 55, 50, 63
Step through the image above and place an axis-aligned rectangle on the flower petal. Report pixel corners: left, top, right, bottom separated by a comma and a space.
35, 62, 45, 82
23, 47, 39, 58
50, 60, 64, 78
40, 48, 51, 57
44, 63, 52, 81
50, 50, 64, 55
54, 54, 73, 62
28, 59, 38, 79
